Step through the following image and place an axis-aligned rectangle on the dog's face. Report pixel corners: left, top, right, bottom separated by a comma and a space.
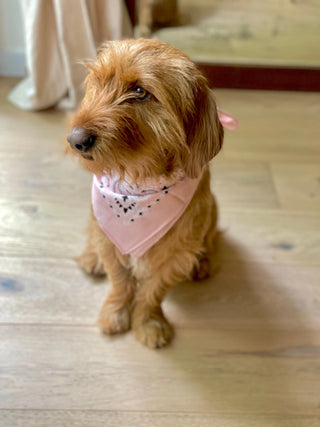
67, 39, 223, 181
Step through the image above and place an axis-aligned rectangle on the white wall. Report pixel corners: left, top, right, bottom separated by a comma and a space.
0, 0, 26, 76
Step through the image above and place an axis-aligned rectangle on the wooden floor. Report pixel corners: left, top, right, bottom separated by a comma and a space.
0, 78, 320, 427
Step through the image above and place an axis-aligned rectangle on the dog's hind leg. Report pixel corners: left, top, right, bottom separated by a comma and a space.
192, 193, 219, 281
191, 256, 211, 281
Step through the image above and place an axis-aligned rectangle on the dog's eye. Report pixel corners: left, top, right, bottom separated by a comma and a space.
133, 86, 149, 100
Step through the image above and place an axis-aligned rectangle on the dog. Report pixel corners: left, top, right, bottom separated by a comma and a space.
66, 38, 228, 349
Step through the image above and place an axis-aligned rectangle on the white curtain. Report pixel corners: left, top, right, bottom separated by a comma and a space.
9, 0, 133, 110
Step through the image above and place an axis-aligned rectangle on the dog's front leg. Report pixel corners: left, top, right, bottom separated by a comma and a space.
77, 211, 106, 277
98, 248, 136, 335
132, 277, 174, 349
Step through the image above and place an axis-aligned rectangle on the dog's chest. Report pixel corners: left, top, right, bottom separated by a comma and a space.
128, 256, 151, 281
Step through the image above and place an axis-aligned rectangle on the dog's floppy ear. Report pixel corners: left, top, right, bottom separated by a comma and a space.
183, 77, 224, 178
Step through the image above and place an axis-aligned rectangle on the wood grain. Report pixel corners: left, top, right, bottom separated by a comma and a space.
1, 325, 320, 414
1, 257, 320, 331
218, 210, 320, 265
155, 0, 320, 67
215, 90, 320, 163
211, 159, 279, 209
1, 411, 319, 427
271, 163, 320, 211
1, 76, 320, 426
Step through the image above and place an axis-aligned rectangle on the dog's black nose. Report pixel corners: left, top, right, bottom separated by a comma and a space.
67, 127, 96, 153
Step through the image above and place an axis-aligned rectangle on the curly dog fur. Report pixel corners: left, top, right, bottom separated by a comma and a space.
66, 39, 223, 348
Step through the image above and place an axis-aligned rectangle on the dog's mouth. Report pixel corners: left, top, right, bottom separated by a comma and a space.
81, 153, 94, 161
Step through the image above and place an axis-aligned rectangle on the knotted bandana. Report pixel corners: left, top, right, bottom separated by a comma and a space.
92, 173, 201, 258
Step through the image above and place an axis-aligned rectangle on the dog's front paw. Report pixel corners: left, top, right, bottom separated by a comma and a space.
77, 250, 106, 277
98, 304, 131, 335
133, 315, 174, 349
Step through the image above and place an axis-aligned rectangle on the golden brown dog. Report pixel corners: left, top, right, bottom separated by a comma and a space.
66, 39, 223, 349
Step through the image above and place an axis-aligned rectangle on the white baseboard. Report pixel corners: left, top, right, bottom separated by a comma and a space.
0, 50, 26, 77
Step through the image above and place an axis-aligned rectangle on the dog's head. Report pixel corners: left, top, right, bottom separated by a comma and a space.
67, 39, 223, 181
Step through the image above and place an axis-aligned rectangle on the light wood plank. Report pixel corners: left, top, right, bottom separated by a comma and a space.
271, 163, 320, 211
214, 90, 320, 163
1, 325, 320, 414
1, 202, 319, 263
0, 410, 319, 427
0, 258, 107, 325
211, 159, 279, 209
155, 0, 320, 66
0, 199, 88, 258
219, 211, 320, 266
0, 105, 66, 154
0, 152, 91, 202
1, 257, 320, 331
166, 259, 320, 330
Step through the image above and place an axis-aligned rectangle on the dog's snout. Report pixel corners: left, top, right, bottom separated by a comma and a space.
67, 127, 96, 153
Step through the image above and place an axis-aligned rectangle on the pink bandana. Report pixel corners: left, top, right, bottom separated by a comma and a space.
92, 173, 202, 258
92, 110, 238, 259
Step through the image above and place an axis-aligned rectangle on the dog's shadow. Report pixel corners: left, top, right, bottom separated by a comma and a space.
161, 232, 313, 419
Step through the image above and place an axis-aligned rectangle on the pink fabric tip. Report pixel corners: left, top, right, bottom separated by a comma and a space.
218, 109, 239, 130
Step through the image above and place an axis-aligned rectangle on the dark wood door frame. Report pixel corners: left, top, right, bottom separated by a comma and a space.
198, 63, 320, 92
